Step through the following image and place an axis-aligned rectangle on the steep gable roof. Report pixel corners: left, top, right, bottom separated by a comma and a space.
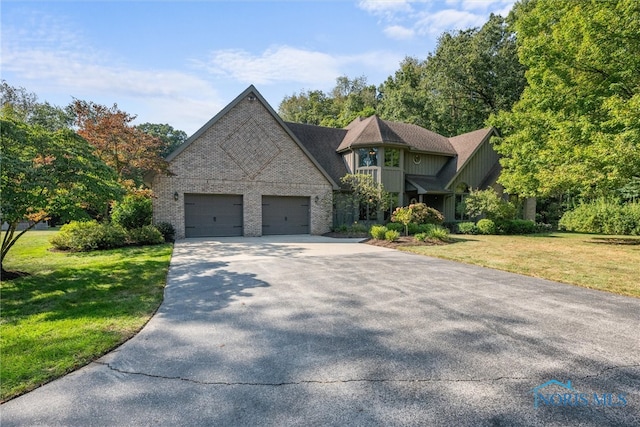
442, 127, 498, 189
164, 85, 339, 189
337, 115, 456, 156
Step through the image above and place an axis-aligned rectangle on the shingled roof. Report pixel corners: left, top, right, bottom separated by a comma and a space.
284, 122, 349, 187
337, 116, 456, 156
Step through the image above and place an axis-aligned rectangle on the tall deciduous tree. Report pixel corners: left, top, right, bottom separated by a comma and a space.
73, 100, 168, 186
489, 0, 640, 199
1, 111, 122, 276
1, 81, 73, 131
136, 122, 188, 158
279, 76, 378, 128
378, 14, 525, 136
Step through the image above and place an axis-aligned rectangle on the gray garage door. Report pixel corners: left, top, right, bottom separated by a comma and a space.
262, 196, 310, 235
184, 194, 243, 237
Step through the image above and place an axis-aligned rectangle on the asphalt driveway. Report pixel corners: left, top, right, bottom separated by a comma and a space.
2, 236, 639, 426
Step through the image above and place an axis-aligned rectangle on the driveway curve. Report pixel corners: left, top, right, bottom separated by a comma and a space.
2, 236, 639, 426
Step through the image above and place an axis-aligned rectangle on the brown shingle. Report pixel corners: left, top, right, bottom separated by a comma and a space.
284, 122, 349, 187
337, 116, 456, 156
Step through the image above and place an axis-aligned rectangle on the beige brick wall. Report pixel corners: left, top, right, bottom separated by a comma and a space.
152, 95, 334, 239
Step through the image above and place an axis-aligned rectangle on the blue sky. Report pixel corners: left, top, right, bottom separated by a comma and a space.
2, 0, 515, 135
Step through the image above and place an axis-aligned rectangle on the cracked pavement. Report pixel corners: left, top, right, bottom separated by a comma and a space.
2, 235, 639, 426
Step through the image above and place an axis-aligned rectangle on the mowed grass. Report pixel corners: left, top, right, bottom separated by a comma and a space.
0, 230, 173, 402
400, 233, 640, 297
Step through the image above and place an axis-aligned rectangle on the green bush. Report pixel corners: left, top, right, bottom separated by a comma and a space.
464, 188, 516, 221
476, 219, 496, 235
457, 222, 478, 235
111, 194, 153, 230
414, 232, 428, 242
417, 223, 435, 234
496, 219, 538, 235
370, 225, 388, 240
384, 230, 400, 242
559, 199, 640, 235
428, 225, 450, 241
385, 222, 404, 232
155, 222, 176, 242
350, 222, 369, 233
127, 226, 165, 246
50, 221, 127, 251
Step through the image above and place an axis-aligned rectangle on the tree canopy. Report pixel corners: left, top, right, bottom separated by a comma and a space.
489, 0, 640, 199
278, 76, 378, 128
378, 14, 525, 136
73, 100, 169, 186
1, 111, 121, 273
136, 122, 188, 158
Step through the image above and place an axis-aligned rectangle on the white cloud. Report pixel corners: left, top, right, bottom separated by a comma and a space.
384, 25, 416, 40
415, 9, 487, 35
358, 0, 414, 16
0, 12, 223, 134
358, 0, 516, 41
199, 45, 403, 87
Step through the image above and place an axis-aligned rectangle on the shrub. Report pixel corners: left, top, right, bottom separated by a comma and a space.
407, 222, 421, 235
384, 230, 400, 242
385, 222, 404, 232
370, 225, 388, 240
155, 222, 176, 242
496, 219, 537, 235
464, 188, 516, 221
111, 194, 153, 230
417, 223, 435, 234
127, 226, 165, 246
427, 225, 450, 241
350, 222, 369, 233
414, 232, 428, 242
457, 222, 478, 235
559, 200, 640, 235
50, 221, 127, 251
476, 219, 496, 235
410, 203, 444, 225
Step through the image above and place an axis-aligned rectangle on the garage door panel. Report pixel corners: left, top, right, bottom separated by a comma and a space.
262, 196, 309, 235
184, 194, 243, 237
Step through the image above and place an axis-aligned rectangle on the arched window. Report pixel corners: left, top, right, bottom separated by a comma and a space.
455, 183, 469, 221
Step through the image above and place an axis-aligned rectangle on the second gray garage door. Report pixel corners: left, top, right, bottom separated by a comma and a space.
184, 194, 243, 237
262, 196, 309, 235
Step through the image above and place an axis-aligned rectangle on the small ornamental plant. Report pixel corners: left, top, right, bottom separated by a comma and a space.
370, 225, 388, 240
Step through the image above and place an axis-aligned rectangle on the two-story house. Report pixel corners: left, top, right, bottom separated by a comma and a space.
149, 85, 529, 238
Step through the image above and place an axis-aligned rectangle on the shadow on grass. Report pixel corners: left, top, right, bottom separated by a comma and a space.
1, 253, 170, 323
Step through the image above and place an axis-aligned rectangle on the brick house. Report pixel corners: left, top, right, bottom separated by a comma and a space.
149, 85, 529, 239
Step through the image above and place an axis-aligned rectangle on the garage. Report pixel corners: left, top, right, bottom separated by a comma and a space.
262, 196, 310, 235
184, 194, 243, 237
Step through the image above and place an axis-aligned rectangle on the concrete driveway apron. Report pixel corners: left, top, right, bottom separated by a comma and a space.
2, 236, 639, 426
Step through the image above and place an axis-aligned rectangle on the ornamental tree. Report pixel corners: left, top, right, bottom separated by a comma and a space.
73, 100, 169, 186
1, 112, 122, 276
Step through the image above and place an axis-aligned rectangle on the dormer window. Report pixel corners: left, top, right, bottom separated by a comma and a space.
358, 147, 378, 167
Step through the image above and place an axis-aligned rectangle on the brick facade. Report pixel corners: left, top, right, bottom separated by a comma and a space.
151, 89, 334, 239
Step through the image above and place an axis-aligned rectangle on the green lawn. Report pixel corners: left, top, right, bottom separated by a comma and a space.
400, 233, 640, 298
0, 230, 173, 402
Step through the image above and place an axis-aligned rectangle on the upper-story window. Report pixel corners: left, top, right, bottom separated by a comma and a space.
358, 147, 378, 167
384, 148, 400, 167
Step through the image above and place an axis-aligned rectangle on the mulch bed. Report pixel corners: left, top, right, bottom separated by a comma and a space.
323, 232, 450, 249
589, 237, 640, 245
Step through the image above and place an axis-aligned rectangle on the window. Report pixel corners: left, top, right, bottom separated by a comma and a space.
455, 183, 470, 221
384, 148, 400, 167
358, 147, 378, 167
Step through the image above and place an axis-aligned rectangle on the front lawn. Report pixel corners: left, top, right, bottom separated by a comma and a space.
0, 230, 173, 402
400, 233, 639, 298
